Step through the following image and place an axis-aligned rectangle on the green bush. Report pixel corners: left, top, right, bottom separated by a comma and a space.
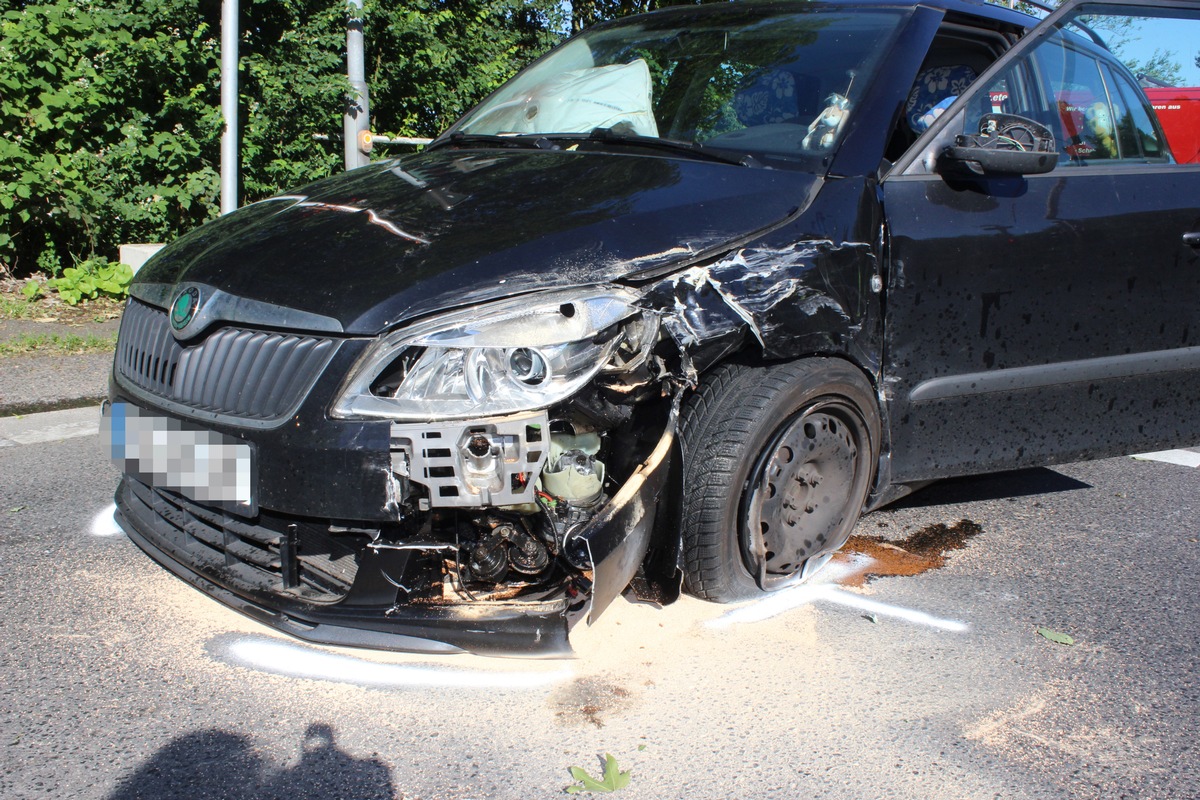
46, 258, 133, 305
1, 0, 673, 282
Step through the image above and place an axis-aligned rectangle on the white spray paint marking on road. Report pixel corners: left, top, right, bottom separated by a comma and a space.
90, 504, 123, 537
705, 556, 969, 633
1131, 449, 1200, 468
218, 634, 573, 690
0, 406, 100, 447
816, 588, 969, 632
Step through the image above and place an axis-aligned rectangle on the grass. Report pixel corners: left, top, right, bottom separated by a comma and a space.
0, 278, 125, 323
0, 332, 118, 357
0, 293, 43, 320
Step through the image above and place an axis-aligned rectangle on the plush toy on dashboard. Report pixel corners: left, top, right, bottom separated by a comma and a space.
802, 93, 851, 149
1085, 101, 1118, 158
803, 71, 856, 150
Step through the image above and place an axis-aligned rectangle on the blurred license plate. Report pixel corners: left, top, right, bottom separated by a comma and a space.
101, 402, 254, 509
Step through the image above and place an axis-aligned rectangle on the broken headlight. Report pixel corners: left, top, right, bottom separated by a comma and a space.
332, 287, 656, 421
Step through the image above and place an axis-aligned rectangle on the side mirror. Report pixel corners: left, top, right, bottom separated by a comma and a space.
939, 113, 1057, 176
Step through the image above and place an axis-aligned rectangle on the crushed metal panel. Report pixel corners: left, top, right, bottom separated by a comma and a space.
646, 240, 875, 365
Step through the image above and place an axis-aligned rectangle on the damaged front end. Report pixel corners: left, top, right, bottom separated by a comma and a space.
108, 223, 877, 656
330, 287, 682, 636
110, 285, 683, 657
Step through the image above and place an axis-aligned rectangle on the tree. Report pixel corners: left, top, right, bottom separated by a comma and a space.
1082, 15, 1184, 85
0, 0, 567, 277
0, 0, 226, 277
1124, 48, 1183, 85
362, 0, 566, 139
568, 0, 724, 34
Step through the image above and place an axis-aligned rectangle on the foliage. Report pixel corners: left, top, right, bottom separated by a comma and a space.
1036, 626, 1075, 646
0, 0, 720, 283
0, 0, 224, 278
1082, 14, 1184, 84
21, 280, 44, 301
1124, 48, 1183, 85
363, 0, 567, 139
565, 753, 632, 794
46, 258, 133, 304
0, 289, 42, 318
567, 0, 726, 34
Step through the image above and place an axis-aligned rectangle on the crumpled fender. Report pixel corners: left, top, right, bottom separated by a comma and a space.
642, 239, 877, 376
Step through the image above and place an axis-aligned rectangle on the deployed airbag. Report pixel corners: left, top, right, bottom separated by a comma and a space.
477, 59, 659, 137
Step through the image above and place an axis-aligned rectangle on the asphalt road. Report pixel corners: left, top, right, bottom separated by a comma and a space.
1, 407, 1197, 800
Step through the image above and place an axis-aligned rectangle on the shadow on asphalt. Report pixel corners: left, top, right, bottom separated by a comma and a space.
889, 466, 1092, 509
106, 722, 394, 799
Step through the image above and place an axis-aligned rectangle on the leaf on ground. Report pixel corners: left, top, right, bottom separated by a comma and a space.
864, 613, 879, 624
565, 754, 631, 794
8, 506, 25, 513
1037, 626, 1075, 646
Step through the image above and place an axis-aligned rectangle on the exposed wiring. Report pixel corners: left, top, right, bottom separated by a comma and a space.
451, 512, 479, 601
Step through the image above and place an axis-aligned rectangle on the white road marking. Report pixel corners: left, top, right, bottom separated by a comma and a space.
1131, 449, 1200, 468
0, 406, 100, 447
219, 635, 573, 689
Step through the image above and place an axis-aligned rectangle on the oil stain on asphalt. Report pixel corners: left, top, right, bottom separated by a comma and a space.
833, 518, 983, 587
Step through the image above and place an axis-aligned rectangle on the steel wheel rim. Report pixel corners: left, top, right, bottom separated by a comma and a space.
741, 399, 869, 588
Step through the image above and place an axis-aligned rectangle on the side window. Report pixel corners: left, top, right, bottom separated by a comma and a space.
1034, 43, 1118, 163
961, 35, 1121, 165
1105, 65, 1169, 161
958, 7, 1200, 168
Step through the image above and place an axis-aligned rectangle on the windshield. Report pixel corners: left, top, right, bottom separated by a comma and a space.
448, 7, 906, 163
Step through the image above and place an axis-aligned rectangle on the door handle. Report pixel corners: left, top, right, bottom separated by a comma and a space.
1185, 231, 1200, 248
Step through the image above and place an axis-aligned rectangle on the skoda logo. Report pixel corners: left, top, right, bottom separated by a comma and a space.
170, 287, 200, 331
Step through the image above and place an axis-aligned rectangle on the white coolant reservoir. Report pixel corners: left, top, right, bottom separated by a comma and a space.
541, 432, 605, 505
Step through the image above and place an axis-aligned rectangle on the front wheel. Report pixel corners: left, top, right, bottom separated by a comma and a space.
678, 358, 880, 601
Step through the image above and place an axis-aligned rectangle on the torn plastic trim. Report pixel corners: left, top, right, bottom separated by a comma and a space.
564, 390, 681, 624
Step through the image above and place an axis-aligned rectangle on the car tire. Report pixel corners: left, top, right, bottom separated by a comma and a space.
679, 358, 880, 601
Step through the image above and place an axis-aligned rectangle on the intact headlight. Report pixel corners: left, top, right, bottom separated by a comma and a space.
332, 287, 656, 421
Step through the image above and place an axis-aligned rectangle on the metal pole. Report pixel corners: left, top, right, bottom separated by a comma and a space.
344, 0, 371, 170
220, 0, 239, 214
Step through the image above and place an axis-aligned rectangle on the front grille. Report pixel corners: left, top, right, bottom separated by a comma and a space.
124, 478, 366, 601
115, 298, 338, 421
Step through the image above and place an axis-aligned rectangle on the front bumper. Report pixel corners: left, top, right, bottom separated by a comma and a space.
110, 400, 678, 657
115, 476, 579, 656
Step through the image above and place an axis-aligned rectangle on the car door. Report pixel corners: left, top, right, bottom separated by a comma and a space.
880, 0, 1200, 482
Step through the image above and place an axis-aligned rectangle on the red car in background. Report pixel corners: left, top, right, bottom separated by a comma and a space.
1145, 86, 1200, 163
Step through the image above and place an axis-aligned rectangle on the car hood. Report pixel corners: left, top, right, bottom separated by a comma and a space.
136, 148, 817, 334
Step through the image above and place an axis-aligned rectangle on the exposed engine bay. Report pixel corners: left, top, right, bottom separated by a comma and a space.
365, 301, 679, 619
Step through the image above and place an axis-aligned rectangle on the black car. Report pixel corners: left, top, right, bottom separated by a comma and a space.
102, 0, 1200, 656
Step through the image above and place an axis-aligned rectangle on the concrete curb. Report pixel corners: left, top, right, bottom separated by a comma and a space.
0, 351, 114, 418
0, 314, 120, 418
